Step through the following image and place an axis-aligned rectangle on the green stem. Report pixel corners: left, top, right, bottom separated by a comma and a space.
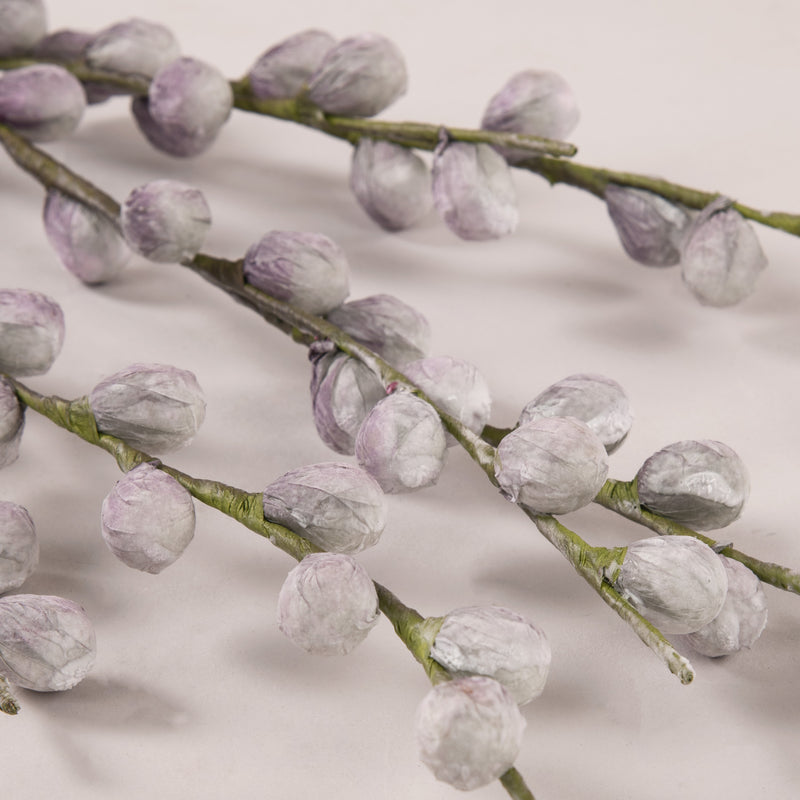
0, 675, 20, 715
500, 768, 537, 800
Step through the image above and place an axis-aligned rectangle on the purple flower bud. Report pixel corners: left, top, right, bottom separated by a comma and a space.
120, 180, 211, 263
0, 501, 38, 594
0, 64, 85, 142
0, 0, 46, 56
0, 377, 25, 469
415, 675, 526, 791
636, 440, 749, 530
248, 29, 335, 99
89, 363, 206, 453
277, 552, 379, 655
518, 373, 633, 454
355, 392, 447, 493
0, 288, 65, 377
101, 462, 195, 573
85, 18, 180, 79
349, 138, 432, 231
307, 32, 407, 117
494, 416, 608, 514
243, 230, 350, 314
432, 141, 518, 240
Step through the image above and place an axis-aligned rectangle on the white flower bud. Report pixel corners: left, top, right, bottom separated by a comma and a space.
0, 0, 46, 56
349, 138, 432, 231
89, 363, 206, 454
262, 462, 386, 554
307, 32, 407, 117
85, 18, 180, 78
0, 501, 38, 594
0, 376, 25, 469
277, 552, 379, 655
355, 392, 447, 493
0, 288, 65, 377
0, 594, 96, 691
430, 606, 550, 705
636, 439, 749, 530
120, 180, 211, 263
243, 230, 350, 314
494, 416, 608, 514
415, 675, 525, 791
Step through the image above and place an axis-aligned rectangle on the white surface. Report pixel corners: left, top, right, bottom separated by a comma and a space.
2, 2, 800, 798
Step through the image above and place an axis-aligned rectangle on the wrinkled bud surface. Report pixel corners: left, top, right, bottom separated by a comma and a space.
277, 552, 379, 655
430, 606, 550, 705
262, 462, 386, 554
121, 180, 211, 263
518, 373, 632, 454
0, 501, 38, 594
0, 594, 96, 691
494, 416, 608, 513
0, 0, 46, 56
0, 288, 65, 377
432, 141, 518, 240
89, 362, 206, 453
0, 377, 25, 468
636, 439, 749, 530
355, 392, 447, 493
307, 32, 407, 116
349, 138, 432, 231
415, 675, 526, 791
85, 18, 180, 78
243, 230, 350, 314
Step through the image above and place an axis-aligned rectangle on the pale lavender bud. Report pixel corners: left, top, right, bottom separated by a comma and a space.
494, 416, 608, 514
432, 141, 518, 241
415, 675, 525, 791
243, 230, 350, 314
89, 363, 206, 453
518, 373, 633, 454
0, 501, 38, 594
0, 594, 95, 691
0, 0, 46, 56
120, 180, 211, 263
0, 288, 65, 377
0, 377, 25, 468
636, 440, 749, 530
85, 18, 180, 78
430, 606, 550, 705
248, 29, 335, 99
349, 138, 432, 231
307, 32, 407, 116
277, 552, 379, 655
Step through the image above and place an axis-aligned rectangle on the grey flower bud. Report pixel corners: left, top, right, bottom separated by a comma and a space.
0, 377, 25, 469
415, 675, 526, 791
0, 501, 38, 594
349, 138, 432, 231
636, 439, 749, 530
355, 392, 447, 493
32, 28, 92, 60
518, 373, 633, 454
494, 416, 609, 514
0, 288, 65, 377
85, 18, 180, 79
432, 141, 518, 241
0, 594, 96, 691
430, 606, 550, 705
0, 0, 46, 56
120, 180, 211, 263
243, 230, 350, 314
307, 32, 407, 117
277, 552, 379, 655
89, 363, 206, 453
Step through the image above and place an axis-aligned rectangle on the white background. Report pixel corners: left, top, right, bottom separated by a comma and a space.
2, 1, 800, 798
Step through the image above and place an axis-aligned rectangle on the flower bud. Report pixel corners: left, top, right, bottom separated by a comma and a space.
120, 180, 211, 263
415, 675, 525, 791
432, 140, 518, 240
349, 138, 432, 231
262, 462, 386, 554
85, 18, 180, 79
613, 536, 728, 634
243, 230, 350, 314
636, 439, 749, 530
605, 185, 691, 267
0, 0, 46, 56
307, 32, 407, 117
277, 552, 379, 655
89, 363, 206, 453
0, 288, 65, 377
355, 392, 447, 493
430, 606, 550, 705
0, 594, 96, 691
0, 501, 38, 594
494, 416, 608, 514
518, 373, 632, 454
248, 29, 335, 99
0, 377, 24, 468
